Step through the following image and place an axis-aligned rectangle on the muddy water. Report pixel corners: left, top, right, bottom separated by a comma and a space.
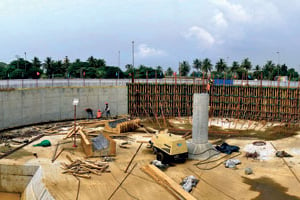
0, 192, 20, 200
243, 177, 300, 200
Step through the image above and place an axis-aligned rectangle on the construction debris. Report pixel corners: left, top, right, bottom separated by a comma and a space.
180, 175, 199, 192
224, 159, 241, 168
276, 150, 293, 158
244, 167, 253, 175
141, 164, 197, 200
61, 157, 110, 179
215, 142, 240, 154
150, 160, 169, 170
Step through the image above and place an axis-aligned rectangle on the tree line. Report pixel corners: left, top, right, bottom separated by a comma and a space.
0, 56, 299, 81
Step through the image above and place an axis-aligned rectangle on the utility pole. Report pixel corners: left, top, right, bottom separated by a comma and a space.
24, 52, 27, 72
277, 51, 280, 77
132, 41, 135, 83
118, 50, 120, 80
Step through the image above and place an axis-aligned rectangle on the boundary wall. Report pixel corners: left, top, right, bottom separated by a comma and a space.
0, 86, 128, 130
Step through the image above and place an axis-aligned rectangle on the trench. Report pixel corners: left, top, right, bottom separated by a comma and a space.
0, 164, 54, 200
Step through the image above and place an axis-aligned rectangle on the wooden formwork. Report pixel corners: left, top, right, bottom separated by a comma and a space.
104, 118, 141, 134
128, 83, 300, 123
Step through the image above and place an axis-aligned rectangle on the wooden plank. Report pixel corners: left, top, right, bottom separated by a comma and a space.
79, 129, 93, 157
141, 164, 196, 200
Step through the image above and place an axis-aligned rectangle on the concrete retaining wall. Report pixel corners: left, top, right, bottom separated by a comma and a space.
0, 164, 39, 193
0, 86, 128, 130
21, 167, 54, 200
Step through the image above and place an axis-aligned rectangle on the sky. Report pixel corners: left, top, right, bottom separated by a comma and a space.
1, 0, 300, 72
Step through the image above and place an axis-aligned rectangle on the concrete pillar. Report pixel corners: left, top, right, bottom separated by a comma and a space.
192, 93, 209, 144
187, 93, 218, 160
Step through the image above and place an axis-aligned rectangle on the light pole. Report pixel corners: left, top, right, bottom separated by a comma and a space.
24, 52, 27, 73
72, 98, 79, 147
276, 51, 280, 77
132, 41, 135, 83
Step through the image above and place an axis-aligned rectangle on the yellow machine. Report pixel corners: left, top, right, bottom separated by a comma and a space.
150, 132, 188, 163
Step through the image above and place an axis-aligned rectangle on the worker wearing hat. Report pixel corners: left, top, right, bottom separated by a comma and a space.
104, 102, 111, 119
96, 109, 102, 119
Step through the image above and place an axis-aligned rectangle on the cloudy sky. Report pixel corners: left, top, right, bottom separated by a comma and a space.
1, 0, 300, 72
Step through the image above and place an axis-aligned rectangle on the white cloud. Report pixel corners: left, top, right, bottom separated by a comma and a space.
213, 11, 228, 28
211, 0, 251, 23
136, 44, 166, 58
184, 26, 215, 47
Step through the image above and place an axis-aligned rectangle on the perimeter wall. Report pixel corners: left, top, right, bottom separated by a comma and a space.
0, 86, 128, 130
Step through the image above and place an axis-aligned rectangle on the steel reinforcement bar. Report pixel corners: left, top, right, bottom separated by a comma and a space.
127, 83, 300, 123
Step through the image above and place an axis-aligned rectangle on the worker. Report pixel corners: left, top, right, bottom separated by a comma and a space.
96, 109, 102, 119
104, 102, 111, 118
85, 108, 94, 119
206, 79, 213, 93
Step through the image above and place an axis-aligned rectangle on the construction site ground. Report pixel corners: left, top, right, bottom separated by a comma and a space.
0, 118, 300, 200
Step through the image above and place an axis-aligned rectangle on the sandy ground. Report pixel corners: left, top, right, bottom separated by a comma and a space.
1, 127, 300, 200
0, 192, 20, 200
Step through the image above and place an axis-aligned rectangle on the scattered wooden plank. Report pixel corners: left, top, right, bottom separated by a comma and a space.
0, 134, 44, 159
141, 164, 196, 200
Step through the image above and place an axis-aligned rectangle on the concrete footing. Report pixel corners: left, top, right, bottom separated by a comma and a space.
187, 140, 218, 160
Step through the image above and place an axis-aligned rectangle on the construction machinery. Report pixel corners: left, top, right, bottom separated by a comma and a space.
150, 132, 188, 163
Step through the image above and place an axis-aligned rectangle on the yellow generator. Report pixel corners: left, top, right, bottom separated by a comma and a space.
150, 133, 188, 163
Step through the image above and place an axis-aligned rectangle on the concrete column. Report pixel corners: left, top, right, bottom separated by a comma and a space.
187, 93, 217, 160
192, 93, 209, 144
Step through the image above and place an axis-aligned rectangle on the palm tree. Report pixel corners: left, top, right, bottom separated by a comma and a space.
202, 58, 212, 74
32, 57, 41, 69
215, 58, 227, 73
96, 59, 106, 68
165, 67, 174, 76
240, 58, 252, 71
179, 61, 190, 76
193, 59, 202, 73
44, 57, 54, 77
262, 60, 275, 80
87, 56, 96, 68
230, 61, 240, 73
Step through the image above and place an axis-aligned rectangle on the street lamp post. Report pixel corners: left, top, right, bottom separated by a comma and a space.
72, 98, 79, 147
132, 41, 135, 83
276, 51, 280, 77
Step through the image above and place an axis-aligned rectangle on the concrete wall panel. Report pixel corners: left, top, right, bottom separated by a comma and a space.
0, 86, 128, 130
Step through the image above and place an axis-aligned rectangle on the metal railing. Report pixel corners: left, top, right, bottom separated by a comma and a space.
0, 78, 299, 89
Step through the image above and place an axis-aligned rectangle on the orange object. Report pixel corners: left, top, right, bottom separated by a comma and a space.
97, 110, 102, 118
206, 83, 210, 92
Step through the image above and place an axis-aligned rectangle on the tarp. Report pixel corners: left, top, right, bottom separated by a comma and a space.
91, 134, 109, 150
213, 79, 233, 85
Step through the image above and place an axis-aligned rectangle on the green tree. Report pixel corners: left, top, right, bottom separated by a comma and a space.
280, 64, 288, 76
230, 61, 240, 73
0, 62, 7, 79
44, 57, 55, 77
240, 58, 252, 71
202, 58, 212, 74
68, 60, 88, 78
193, 59, 202, 73
262, 61, 276, 80
215, 58, 227, 73
156, 66, 164, 78
95, 58, 106, 68
165, 67, 174, 76
32, 57, 42, 69
179, 61, 190, 76
287, 68, 299, 81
